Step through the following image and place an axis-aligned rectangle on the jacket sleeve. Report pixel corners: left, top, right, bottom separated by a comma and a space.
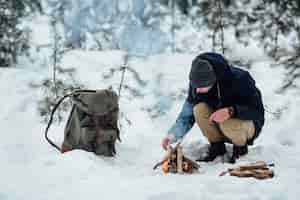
167, 99, 195, 141
232, 74, 264, 120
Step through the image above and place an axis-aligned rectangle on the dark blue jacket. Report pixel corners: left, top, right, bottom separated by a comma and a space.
168, 52, 265, 145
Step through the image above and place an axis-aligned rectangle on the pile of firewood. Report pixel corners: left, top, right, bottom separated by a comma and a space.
219, 161, 275, 179
153, 144, 200, 174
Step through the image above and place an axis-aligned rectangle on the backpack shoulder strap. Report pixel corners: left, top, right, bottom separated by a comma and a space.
44, 93, 73, 152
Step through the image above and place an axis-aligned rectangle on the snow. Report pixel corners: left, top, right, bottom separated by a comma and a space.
119, 21, 168, 56
1, 48, 300, 200
1, 12, 300, 200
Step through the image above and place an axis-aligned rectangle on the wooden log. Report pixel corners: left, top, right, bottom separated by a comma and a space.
229, 169, 255, 177
183, 156, 200, 170
162, 158, 170, 173
153, 146, 173, 170
252, 169, 274, 179
239, 161, 268, 170
177, 146, 183, 174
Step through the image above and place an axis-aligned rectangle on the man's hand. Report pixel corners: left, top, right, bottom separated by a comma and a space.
161, 134, 176, 150
209, 107, 234, 123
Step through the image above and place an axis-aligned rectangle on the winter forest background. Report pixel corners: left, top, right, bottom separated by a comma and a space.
1, 0, 300, 199
2, 0, 300, 120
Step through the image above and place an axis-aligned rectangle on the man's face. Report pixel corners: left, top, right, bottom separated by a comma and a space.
196, 86, 213, 94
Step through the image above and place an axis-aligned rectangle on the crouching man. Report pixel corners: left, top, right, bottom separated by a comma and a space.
162, 52, 265, 163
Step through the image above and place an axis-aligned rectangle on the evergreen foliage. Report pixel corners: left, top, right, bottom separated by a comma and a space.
0, 0, 42, 67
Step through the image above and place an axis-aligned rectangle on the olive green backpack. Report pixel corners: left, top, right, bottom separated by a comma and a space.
45, 89, 120, 156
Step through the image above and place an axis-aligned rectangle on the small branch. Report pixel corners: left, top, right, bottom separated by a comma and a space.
118, 53, 129, 97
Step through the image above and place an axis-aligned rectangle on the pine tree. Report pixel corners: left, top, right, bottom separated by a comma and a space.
190, 0, 236, 53
0, 0, 42, 67
34, 6, 83, 123
252, 0, 300, 91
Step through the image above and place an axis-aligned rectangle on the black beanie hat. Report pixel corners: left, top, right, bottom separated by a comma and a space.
189, 58, 216, 88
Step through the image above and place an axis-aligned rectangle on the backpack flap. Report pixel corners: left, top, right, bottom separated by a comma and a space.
73, 89, 119, 116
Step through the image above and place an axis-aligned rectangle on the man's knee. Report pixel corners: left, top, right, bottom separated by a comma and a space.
193, 103, 224, 142
193, 103, 212, 120
219, 119, 255, 146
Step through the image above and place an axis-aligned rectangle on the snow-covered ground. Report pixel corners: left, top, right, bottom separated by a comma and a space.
1, 49, 300, 200
1, 16, 300, 200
